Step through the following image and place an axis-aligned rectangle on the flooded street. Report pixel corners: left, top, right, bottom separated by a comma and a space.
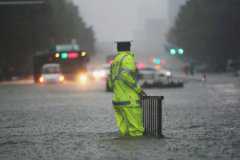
0, 74, 240, 160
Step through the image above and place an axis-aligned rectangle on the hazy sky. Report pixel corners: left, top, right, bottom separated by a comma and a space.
73, 0, 169, 42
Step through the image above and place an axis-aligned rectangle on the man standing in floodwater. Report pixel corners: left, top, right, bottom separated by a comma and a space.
109, 41, 146, 137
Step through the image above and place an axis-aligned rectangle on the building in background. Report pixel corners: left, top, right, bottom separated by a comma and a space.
167, 0, 187, 25
133, 18, 168, 61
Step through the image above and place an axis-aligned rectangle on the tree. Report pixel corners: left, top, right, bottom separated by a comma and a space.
0, 0, 95, 79
167, 0, 240, 71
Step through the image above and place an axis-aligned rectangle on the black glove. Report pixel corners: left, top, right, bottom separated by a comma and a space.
140, 90, 147, 96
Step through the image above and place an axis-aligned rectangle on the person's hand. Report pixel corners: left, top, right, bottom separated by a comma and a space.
140, 90, 147, 96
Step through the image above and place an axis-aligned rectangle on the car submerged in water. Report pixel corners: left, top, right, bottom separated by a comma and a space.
106, 66, 183, 91
39, 63, 65, 84
137, 67, 183, 88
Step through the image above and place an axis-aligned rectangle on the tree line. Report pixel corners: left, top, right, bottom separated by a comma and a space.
167, 0, 240, 71
0, 0, 95, 80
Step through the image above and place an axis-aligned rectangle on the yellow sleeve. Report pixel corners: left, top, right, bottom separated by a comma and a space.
119, 55, 142, 94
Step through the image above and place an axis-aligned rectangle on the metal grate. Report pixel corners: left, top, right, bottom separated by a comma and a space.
141, 96, 164, 137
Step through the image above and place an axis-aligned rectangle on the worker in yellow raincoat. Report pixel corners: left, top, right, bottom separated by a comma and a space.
109, 41, 146, 137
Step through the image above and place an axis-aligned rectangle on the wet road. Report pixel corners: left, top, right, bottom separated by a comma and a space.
0, 74, 240, 160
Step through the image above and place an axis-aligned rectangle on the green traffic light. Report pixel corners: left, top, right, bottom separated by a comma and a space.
170, 49, 177, 55
153, 58, 161, 65
61, 52, 68, 59
178, 48, 184, 55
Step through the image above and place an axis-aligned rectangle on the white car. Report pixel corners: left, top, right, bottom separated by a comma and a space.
92, 64, 110, 80
157, 69, 172, 77
39, 63, 64, 84
155, 69, 173, 85
138, 67, 157, 86
138, 67, 180, 88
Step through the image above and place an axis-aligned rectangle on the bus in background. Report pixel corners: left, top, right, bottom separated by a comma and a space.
33, 44, 90, 83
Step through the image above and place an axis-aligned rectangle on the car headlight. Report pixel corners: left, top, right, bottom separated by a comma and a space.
99, 70, 106, 77
39, 76, 44, 83
59, 75, 64, 82
166, 71, 171, 77
78, 74, 88, 84
93, 70, 106, 79
93, 71, 101, 78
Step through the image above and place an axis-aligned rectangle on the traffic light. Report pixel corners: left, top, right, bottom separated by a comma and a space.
54, 53, 60, 58
169, 48, 184, 55
81, 51, 87, 57
68, 52, 79, 59
54, 51, 87, 60
153, 58, 161, 65
170, 48, 177, 55
61, 52, 68, 59
178, 48, 184, 55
